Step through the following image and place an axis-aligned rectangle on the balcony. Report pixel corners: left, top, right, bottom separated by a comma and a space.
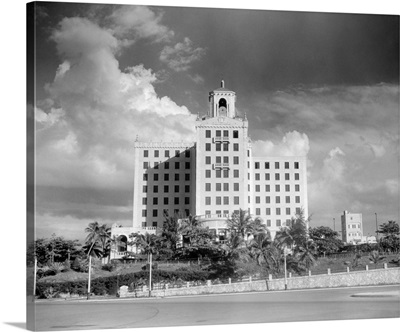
213, 163, 230, 170
213, 136, 230, 143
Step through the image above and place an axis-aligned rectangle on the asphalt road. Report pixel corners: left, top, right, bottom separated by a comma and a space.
34, 285, 400, 331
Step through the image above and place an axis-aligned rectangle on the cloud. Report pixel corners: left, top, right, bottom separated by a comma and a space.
252, 131, 310, 157
36, 16, 196, 192
160, 37, 206, 72
107, 5, 174, 45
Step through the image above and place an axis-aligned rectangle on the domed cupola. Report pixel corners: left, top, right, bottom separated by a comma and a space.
208, 80, 236, 118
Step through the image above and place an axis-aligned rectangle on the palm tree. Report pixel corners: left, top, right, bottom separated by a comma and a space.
274, 209, 309, 250
84, 222, 111, 265
295, 239, 318, 272
129, 232, 160, 257
248, 231, 279, 273
226, 209, 267, 244
369, 250, 386, 268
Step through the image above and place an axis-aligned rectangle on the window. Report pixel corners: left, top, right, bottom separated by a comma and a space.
164, 185, 169, 193
275, 185, 280, 192
216, 197, 222, 205
216, 170, 222, 178
154, 150, 159, 158
285, 173, 290, 181
276, 196, 280, 204
286, 208, 291, 215
216, 143, 221, 151
265, 173, 270, 181
295, 173, 300, 180
206, 156, 211, 164
185, 150, 190, 158
285, 162, 289, 169
223, 143, 229, 151
295, 184, 300, 192
265, 185, 270, 192
175, 150, 180, 157
233, 143, 239, 151
266, 208, 271, 215
205, 197, 211, 205
223, 156, 229, 164
142, 197, 147, 205
205, 143, 211, 151
206, 183, 211, 191
255, 173, 260, 181
296, 207, 301, 214
223, 196, 229, 204
265, 196, 270, 203
143, 185, 148, 193
144, 150, 149, 157
153, 197, 158, 205
163, 197, 169, 205
153, 173, 159, 181
234, 169, 239, 178
285, 219, 291, 226
154, 162, 159, 169
143, 162, 149, 169
165, 162, 169, 170
286, 196, 290, 203
233, 130, 239, 138
175, 174, 179, 181
255, 185, 260, 192
143, 174, 148, 181
223, 169, 229, 178
174, 185, 179, 193
247, 161, 250, 168
185, 162, 190, 169
295, 196, 300, 203
205, 210, 211, 216
165, 150, 170, 158
223, 183, 229, 191
152, 221, 157, 227
153, 185, 158, 193
275, 162, 279, 169
234, 156, 239, 164
247, 150, 250, 157
142, 222, 147, 227
206, 170, 211, 178
255, 162, 260, 169
153, 209, 158, 217
234, 183, 239, 191
185, 185, 190, 193
223, 130, 229, 137
265, 162, 270, 169
285, 184, 290, 192
142, 209, 147, 217
216, 183, 222, 191
256, 208, 261, 215
267, 220, 271, 227
206, 130, 211, 138
174, 197, 179, 205
185, 197, 190, 205
175, 162, 180, 169
216, 130, 221, 137
174, 209, 179, 215
256, 196, 260, 204
164, 174, 169, 181
276, 219, 282, 227
275, 174, 280, 181
234, 196, 239, 204
185, 173, 190, 181
294, 162, 299, 169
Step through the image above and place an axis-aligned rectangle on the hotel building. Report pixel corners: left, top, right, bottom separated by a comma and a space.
341, 210, 363, 244
111, 81, 308, 256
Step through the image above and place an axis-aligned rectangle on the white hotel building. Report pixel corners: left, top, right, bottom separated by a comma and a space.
111, 82, 308, 255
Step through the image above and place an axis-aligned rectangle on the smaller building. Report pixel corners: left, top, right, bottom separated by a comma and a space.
341, 210, 363, 244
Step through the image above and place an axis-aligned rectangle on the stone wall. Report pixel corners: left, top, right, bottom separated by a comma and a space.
118, 267, 400, 298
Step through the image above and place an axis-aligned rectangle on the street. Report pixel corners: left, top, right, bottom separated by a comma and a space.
34, 285, 400, 331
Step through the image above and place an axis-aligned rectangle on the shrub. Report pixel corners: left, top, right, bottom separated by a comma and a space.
102, 263, 115, 272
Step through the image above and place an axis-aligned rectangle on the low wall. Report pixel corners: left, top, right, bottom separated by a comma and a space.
118, 267, 400, 298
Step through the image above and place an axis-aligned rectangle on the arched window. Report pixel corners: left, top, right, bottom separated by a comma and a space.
218, 98, 227, 108
117, 235, 127, 252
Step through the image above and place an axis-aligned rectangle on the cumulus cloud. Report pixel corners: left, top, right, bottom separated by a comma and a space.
160, 37, 206, 72
252, 131, 310, 157
107, 5, 174, 45
36, 16, 196, 191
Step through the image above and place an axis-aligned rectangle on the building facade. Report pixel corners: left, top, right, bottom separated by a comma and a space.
341, 210, 363, 244
111, 81, 308, 257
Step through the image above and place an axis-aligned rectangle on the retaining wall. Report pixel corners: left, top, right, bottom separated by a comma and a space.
118, 267, 400, 298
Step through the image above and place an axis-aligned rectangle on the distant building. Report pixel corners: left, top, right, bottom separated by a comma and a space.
110, 81, 308, 259
341, 210, 363, 244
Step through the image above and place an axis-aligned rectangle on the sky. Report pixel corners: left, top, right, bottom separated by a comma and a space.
28, 1, 399, 242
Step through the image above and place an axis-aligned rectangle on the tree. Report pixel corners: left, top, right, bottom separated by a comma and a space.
369, 250, 386, 268
160, 215, 181, 257
378, 221, 400, 252
248, 231, 279, 274
226, 209, 266, 243
309, 226, 343, 256
129, 232, 161, 256
274, 209, 309, 250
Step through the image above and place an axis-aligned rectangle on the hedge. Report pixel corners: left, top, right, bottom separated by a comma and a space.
36, 269, 211, 298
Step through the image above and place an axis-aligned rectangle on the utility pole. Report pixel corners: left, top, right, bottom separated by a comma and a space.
333, 218, 336, 231
33, 254, 37, 301
283, 247, 288, 290
149, 252, 152, 297
87, 254, 92, 300
375, 212, 379, 243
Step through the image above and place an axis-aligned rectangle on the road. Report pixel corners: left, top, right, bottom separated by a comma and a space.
34, 285, 400, 331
